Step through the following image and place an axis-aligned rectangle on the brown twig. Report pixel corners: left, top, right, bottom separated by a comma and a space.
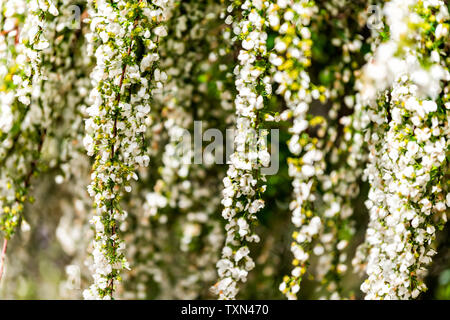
0, 24, 19, 44
0, 238, 8, 282
0, 24, 21, 45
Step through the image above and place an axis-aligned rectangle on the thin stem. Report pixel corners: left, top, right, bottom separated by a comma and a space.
105, 1, 142, 296
0, 238, 8, 282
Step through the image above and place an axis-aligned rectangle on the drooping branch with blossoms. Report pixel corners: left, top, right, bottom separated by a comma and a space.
0, 0, 448, 300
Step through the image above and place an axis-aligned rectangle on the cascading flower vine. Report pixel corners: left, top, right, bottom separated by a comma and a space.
268, 0, 322, 300
212, 0, 273, 300
123, 0, 231, 300
82, 0, 171, 299
0, 0, 68, 280
0, 0, 58, 232
354, 0, 450, 300
308, 0, 372, 299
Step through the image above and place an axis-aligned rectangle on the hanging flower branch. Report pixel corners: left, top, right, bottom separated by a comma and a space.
213, 0, 273, 300
0, 0, 63, 280
124, 0, 232, 299
0, 0, 57, 237
267, 0, 321, 300
82, 0, 171, 299
309, 0, 371, 299
355, 0, 450, 299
